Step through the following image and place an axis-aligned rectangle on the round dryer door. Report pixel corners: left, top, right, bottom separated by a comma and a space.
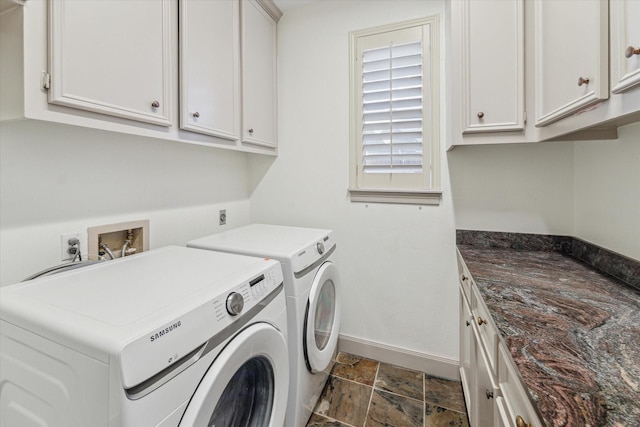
304, 261, 341, 373
179, 323, 289, 427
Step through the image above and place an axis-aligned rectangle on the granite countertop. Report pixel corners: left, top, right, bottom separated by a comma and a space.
457, 232, 640, 427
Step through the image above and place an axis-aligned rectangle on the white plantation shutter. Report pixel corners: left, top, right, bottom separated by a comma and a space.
362, 41, 423, 174
350, 18, 440, 203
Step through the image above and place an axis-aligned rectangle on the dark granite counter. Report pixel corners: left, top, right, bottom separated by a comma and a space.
457, 231, 640, 427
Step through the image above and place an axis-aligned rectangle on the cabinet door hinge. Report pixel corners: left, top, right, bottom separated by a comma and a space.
41, 72, 50, 90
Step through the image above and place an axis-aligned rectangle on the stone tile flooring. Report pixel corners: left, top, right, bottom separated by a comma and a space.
306, 352, 470, 427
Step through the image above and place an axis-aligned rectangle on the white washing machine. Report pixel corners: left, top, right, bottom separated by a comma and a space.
188, 224, 342, 427
0, 246, 289, 427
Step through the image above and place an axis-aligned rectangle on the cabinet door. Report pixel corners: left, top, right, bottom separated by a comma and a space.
459, 289, 473, 418
494, 397, 510, 427
459, 0, 524, 133
179, 0, 240, 140
534, 0, 608, 127
48, 0, 172, 126
241, 0, 277, 147
498, 344, 543, 427
610, 0, 640, 94
473, 325, 500, 427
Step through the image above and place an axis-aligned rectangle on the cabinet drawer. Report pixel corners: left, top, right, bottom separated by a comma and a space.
471, 285, 498, 374
498, 344, 543, 427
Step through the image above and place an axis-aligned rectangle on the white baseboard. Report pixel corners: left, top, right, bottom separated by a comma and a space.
338, 334, 460, 381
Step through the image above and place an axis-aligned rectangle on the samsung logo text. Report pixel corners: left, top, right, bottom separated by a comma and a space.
150, 321, 182, 342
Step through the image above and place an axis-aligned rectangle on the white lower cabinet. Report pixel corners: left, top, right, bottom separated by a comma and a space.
495, 397, 511, 427
457, 250, 542, 427
459, 284, 500, 427
472, 321, 500, 426
459, 290, 473, 420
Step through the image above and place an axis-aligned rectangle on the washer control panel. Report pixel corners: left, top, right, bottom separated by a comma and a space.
120, 259, 284, 389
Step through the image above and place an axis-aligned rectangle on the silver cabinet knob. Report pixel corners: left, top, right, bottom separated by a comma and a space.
248, 128, 254, 134
151, 101, 160, 108
226, 292, 244, 316
578, 77, 590, 86
477, 112, 484, 118
485, 389, 494, 399
192, 112, 200, 118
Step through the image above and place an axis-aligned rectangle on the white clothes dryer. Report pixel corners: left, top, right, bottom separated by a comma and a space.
0, 246, 289, 427
188, 224, 342, 427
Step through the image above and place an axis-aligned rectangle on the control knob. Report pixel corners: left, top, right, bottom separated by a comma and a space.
316, 242, 325, 255
226, 292, 244, 316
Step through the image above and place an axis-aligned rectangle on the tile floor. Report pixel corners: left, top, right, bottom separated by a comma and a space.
306, 352, 470, 427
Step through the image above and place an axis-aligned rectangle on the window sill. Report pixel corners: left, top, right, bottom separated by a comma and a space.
348, 188, 442, 205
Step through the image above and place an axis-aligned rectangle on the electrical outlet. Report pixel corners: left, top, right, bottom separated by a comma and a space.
219, 210, 227, 226
61, 233, 81, 261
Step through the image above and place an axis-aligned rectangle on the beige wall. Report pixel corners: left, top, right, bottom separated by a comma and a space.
249, 0, 460, 362
574, 122, 640, 260
0, 121, 251, 285
448, 142, 575, 235
448, 121, 639, 261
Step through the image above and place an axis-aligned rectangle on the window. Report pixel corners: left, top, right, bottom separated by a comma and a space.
349, 17, 441, 205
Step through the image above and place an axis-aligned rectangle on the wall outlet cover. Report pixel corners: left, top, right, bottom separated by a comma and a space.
61, 233, 81, 261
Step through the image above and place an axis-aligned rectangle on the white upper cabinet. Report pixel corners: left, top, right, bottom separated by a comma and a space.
534, 0, 609, 127
451, 0, 640, 147
1, 0, 281, 155
610, 0, 640, 94
179, 0, 240, 140
458, 0, 524, 134
48, 0, 172, 126
241, 0, 279, 148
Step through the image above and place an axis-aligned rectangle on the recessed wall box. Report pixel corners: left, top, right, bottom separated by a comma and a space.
88, 220, 149, 261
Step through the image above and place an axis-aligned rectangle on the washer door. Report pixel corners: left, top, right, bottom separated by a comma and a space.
304, 261, 341, 373
179, 322, 288, 427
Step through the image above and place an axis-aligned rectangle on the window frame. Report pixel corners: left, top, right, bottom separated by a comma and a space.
348, 16, 442, 205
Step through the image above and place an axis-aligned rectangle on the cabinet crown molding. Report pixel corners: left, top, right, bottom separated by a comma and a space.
255, 0, 283, 22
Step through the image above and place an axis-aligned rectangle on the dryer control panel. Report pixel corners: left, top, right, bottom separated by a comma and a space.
119, 259, 284, 391
291, 232, 335, 275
